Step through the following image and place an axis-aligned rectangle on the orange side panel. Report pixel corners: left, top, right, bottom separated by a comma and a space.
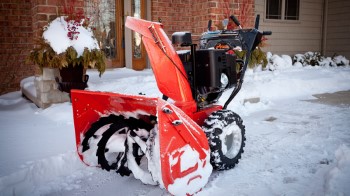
156, 99, 211, 193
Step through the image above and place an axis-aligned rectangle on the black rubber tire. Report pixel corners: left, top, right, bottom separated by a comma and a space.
81, 115, 124, 152
202, 110, 246, 170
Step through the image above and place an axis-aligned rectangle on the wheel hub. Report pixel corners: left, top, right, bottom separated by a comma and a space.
222, 123, 242, 159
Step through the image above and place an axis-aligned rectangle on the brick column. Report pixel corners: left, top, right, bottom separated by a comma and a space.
0, 0, 35, 95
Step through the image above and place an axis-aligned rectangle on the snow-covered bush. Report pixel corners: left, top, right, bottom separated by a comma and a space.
333, 55, 350, 66
266, 52, 293, 70
293, 52, 322, 66
293, 54, 305, 65
292, 52, 349, 67
265, 52, 349, 71
318, 57, 337, 67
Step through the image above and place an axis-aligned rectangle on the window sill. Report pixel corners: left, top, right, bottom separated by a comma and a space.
263, 19, 301, 24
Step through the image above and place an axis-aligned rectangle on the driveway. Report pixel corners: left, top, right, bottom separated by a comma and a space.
306, 90, 350, 107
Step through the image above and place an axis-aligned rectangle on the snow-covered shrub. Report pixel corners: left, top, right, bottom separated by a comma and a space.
333, 55, 349, 66
304, 52, 322, 66
246, 51, 349, 71
266, 53, 293, 70
292, 52, 349, 67
318, 57, 337, 67
293, 54, 305, 65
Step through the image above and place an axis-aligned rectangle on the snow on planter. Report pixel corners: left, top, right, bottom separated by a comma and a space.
43, 16, 99, 57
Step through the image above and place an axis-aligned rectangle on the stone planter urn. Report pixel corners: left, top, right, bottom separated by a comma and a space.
32, 68, 71, 108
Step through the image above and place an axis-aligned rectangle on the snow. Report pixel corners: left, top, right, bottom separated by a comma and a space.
126, 132, 157, 186
80, 124, 111, 166
146, 127, 165, 188
1, 60, 350, 195
219, 123, 242, 159
325, 145, 350, 195
43, 16, 99, 56
20, 76, 36, 98
172, 32, 190, 36
267, 53, 295, 70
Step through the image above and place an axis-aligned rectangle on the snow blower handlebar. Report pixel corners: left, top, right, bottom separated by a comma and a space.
223, 14, 272, 109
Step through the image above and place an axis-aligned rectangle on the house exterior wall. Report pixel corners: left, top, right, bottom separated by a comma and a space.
0, 0, 349, 95
0, 0, 36, 95
325, 0, 350, 58
0, 0, 255, 95
255, 0, 324, 55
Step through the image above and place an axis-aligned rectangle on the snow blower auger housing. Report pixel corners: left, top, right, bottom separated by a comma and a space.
71, 14, 271, 195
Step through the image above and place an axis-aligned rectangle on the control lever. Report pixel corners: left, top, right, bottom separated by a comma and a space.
229, 15, 242, 29
207, 20, 212, 31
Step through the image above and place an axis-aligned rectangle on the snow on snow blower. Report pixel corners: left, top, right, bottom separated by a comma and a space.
71, 15, 271, 195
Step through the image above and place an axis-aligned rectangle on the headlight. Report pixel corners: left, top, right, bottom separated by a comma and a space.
221, 73, 229, 88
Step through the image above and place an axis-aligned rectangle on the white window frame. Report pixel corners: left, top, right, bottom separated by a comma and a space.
265, 0, 300, 21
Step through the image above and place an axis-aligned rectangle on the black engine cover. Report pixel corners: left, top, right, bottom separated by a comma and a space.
195, 49, 236, 89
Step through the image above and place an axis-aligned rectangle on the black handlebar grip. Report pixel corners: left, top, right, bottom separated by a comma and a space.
208, 20, 212, 30
263, 31, 272, 35
229, 15, 241, 27
255, 14, 260, 29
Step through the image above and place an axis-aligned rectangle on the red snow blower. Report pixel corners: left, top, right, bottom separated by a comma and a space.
71, 15, 271, 195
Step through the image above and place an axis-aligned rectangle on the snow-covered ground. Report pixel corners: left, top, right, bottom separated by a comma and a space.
1, 63, 350, 196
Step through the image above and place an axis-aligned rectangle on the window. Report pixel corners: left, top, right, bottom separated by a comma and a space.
85, 0, 116, 59
285, 0, 299, 20
266, 0, 299, 20
266, 0, 282, 19
132, 0, 142, 59
85, 0, 125, 67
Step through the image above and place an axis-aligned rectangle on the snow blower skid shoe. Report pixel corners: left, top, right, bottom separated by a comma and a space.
71, 90, 212, 195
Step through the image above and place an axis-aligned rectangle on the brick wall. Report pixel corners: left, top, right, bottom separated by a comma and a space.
151, 1, 193, 37
191, 0, 210, 41
151, 0, 255, 43
0, 0, 84, 95
32, 0, 84, 38
0, 0, 35, 95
